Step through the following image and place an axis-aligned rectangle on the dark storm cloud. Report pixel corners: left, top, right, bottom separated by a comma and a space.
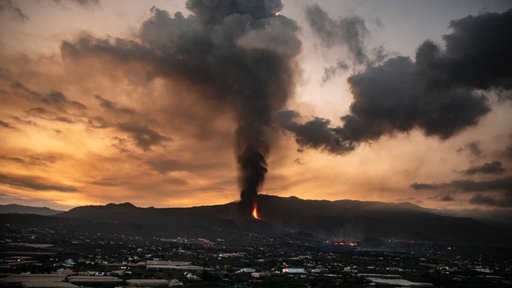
0, 173, 77, 192
277, 58, 489, 153
186, 0, 282, 24
278, 9, 512, 154
346, 57, 490, 139
464, 161, 505, 175
0, 0, 29, 22
306, 4, 368, 65
116, 122, 170, 151
62, 0, 301, 217
94, 95, 135, 115
0, 120, 16, 129
275, 109, 356, 154
416, 9, 512, 90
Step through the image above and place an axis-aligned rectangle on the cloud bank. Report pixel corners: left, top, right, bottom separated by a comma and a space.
277, 8, 512, 154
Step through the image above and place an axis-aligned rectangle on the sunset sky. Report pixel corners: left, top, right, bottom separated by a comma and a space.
1, 0, 511, 211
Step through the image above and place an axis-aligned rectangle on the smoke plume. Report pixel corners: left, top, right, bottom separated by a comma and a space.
61, 0, 301, 218
277, 9, 512, 154
306, 4, 369, 65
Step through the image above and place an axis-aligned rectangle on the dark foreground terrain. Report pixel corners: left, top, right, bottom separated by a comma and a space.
1, 195, 511, 287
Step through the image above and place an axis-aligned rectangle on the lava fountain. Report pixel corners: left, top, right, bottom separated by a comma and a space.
251, 202, 262, 220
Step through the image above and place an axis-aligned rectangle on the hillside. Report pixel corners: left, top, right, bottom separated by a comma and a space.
2, 195, 511, 247
0, 204, 63, 216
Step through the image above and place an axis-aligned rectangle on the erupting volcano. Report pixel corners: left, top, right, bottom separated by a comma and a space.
58, 0, 301, 221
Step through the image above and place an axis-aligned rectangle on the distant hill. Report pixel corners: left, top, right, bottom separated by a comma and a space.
2, 195, 511, 247
255, 195, 511, 246
0, 204, 63, 216
438, 208, 512, 228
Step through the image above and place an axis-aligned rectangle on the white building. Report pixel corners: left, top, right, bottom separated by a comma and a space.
282, 268, 307, 274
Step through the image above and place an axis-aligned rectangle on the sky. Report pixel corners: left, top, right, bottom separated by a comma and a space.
0, 0, 511, 212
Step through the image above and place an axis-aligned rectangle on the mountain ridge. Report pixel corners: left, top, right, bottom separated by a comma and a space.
2, 195, 511, 247
0, 204, 63, 216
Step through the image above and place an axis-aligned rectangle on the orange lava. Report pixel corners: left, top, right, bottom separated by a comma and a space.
251, 202, 262, 220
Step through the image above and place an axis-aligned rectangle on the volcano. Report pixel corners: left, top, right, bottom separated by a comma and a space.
2, 195, 511, 247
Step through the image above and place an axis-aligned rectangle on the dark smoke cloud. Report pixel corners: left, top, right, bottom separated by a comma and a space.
116, 122, 170, 151
416, 9, 512, 90
464, 161, 505, 175
0, 172, 77, 192
306, 4, 368, 65
275, 109, 356, 154
346, 57, 490, 139
278, 9, 512, 154
277, 57, 489, 153
186, 0, 283, 24
62, 0, 300, 218
321, 60, 348, 84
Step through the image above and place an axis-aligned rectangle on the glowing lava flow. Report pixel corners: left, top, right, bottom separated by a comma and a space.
251, 202, 262, 220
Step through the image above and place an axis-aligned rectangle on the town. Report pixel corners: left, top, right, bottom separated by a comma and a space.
1, 223, 511, 287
